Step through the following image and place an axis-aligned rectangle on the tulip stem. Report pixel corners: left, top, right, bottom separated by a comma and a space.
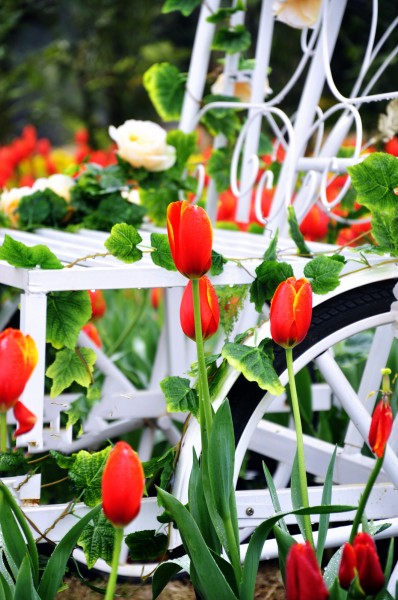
192, 279, 213, 440
105, 526, 124, 600
285, 348, 314, 547
349, 455, 384, 544
0, 412, 7, 453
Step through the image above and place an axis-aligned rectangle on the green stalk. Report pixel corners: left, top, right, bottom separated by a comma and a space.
285, 348, 314, 547
224, 513, 242, 583
192, 279, 213, 441
0, 412, 7, 453
349, 456, 384, 544
105, 526, 124, 600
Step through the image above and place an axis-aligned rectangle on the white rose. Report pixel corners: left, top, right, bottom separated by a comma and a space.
273, 0, 321, 29
392, 283, 398, 339
109, 120, 176, 172
0, 186, 33, 226
32, 174, 75, 202
211, 73, 272, 102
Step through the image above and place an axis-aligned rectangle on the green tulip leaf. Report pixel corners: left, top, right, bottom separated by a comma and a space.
288, 206, 312, 256
222, 342, 284, 396
46, 347, 97, 398
14, 554, 40, 600
150, 233, 177, 271
303, 255, 344, 294
143, 63, 186, 122
125, 530, 168, 562
249, 260, 294, 312
160, 376, 199, 419
67, 446, 112, 507
104, 223, 143, 263
77, 511, 114, 568
46, 290, 92, 349
162, 0, 201, 16
208, 400, 235, 521
0, 571, 13, 600
152, 557, 190, 599
316, 446, 337, 564
0, 235, 63, 270
212, 25, 251, 55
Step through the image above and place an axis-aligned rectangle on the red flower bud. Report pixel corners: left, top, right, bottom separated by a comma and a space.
87, 289, 107, 319
339, 533, 385, 595
368, 399, 393, 458
102, 441, 145, 528
13, 401, 37, 437
82, 323, 102, 348
286, 541, 329, 600
270, 277, 312, 348
0, 329, 38, 412
167, 200, 213, 279
180, 276, 220, 341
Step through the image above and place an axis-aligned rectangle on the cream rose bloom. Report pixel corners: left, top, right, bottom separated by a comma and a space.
109, 120, 176, 172
273, 0, 321, 29
32, 174, 75, 202
0, 186, 33, 226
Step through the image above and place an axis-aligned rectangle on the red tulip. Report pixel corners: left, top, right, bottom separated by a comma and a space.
339, 533, 385, 595
102, 441, 145, 528
180, 276, 220, 341
269, 278, 312, 349
82, 323, 102, 348
286, 541, 329, 600
368, 399, 393, 458
13, 401, 37, 437
88, 289, 107, 319
0, 329, 38, 412
167, 200, 213, 279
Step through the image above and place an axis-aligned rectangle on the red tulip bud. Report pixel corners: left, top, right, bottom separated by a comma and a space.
286, 541, 329, 600
82, 323, 102, 348
368, 398, 393, 458
180, 276, 220, 341
88, 289, 107, 319
167, 200, 213, 279
0, 328, 38, 412
270, 277, 312, 348
339, 533, 384, 595
13, 401, 37, 437
102, 441, 145, 528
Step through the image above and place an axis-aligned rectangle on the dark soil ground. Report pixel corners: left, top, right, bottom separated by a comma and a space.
57, 561, 286, 599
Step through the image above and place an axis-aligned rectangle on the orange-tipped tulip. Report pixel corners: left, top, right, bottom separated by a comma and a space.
102, 441, 145, 528
270, 277, 312, 348
339, 533, 385, 595
368, 399, 393, 458
180, 276, 220, 341
0, 328, 38, 412
13, 401, 37, 437
286, 541, 329, 600
167, 200, 213, 279
88, 289, 107, 319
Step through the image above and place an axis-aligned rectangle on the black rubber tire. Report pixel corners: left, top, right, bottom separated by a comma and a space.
228, 277, 398, 445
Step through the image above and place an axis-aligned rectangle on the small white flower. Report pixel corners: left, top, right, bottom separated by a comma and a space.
273, 0, 321, 29
122, 188, 141, 205
378, 99, 398, 142
109, 120, 176, 172
0, 186, 33, 225
32, 174, 75, 202
391, 282, 398, 339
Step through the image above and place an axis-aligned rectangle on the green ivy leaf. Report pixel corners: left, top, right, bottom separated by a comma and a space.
212, 24, 251, 54
162, 0, 201, 17
140, 186, 179, 226
249, 260, 294, 312
17, 190, 68, 230
288, 206, 312, 256
46, 347, 97, 397
201, 97, 241, 140
221, 342, 284, 395
150, 233, 177, 271
263, 230, 279, 261
50, 450, 75, 470
207, 147, 233, 193
210, 250, 227, 276
68, 446, 112, 507
125, 530, 168, 561
160, 376, 199, 419
78, 511, 114, 568
143, 63, 186, 122
0, 450, 27, 472
348, 152, 398, 253
206, 1, 245, 23
46, 291, 92, 349
0, 235, 63, 270
142, 446, 176, 490
167, 130, 197, 172
104, 223, 143, 263
65, 383, 102, 429
303, 255, 344, 294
